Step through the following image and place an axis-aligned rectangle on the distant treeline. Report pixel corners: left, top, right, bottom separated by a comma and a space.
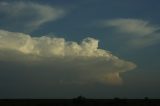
0, 97, 160, 106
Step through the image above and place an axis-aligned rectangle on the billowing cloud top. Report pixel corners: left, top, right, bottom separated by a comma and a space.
0, 29, 136, 85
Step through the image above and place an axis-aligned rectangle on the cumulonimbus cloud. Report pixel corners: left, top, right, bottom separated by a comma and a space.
101, 18, 160, 48
0, 29, 136, 85
0, 2, 65, 32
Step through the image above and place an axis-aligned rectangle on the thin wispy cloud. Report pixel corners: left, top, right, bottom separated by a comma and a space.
0, 2, 65, 32
101, 18, 160, 48
0, 29, 136, 85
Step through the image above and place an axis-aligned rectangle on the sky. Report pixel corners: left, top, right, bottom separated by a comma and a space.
0, 0, 160, 99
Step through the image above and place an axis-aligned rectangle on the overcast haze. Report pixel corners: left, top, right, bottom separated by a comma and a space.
0, 0, 160, 99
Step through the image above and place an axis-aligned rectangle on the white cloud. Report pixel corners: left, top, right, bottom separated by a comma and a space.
102, 18, 160, 48
0, 29, 136, 85
0, 2, 65, 32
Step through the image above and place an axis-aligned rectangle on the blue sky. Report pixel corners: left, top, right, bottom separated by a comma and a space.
0, 0, 160, 99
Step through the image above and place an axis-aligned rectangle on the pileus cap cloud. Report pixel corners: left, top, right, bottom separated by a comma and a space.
103, 18, 160, 48
0, 2, 65, 32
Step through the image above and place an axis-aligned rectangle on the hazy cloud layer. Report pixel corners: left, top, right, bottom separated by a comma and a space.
102, 18, 160, 48
0, 2, 65, 32
0, 29, 136, 85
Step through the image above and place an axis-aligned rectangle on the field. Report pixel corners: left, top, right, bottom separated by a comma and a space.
0, 99, 160, 106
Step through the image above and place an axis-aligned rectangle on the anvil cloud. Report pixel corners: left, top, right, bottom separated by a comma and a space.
0, 29, 136, 85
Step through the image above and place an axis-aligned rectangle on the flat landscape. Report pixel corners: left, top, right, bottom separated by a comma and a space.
0, 99, 160, 106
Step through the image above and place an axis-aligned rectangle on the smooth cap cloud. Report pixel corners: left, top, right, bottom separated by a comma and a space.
102, 18, 160, 48
0, 2, 65, 32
